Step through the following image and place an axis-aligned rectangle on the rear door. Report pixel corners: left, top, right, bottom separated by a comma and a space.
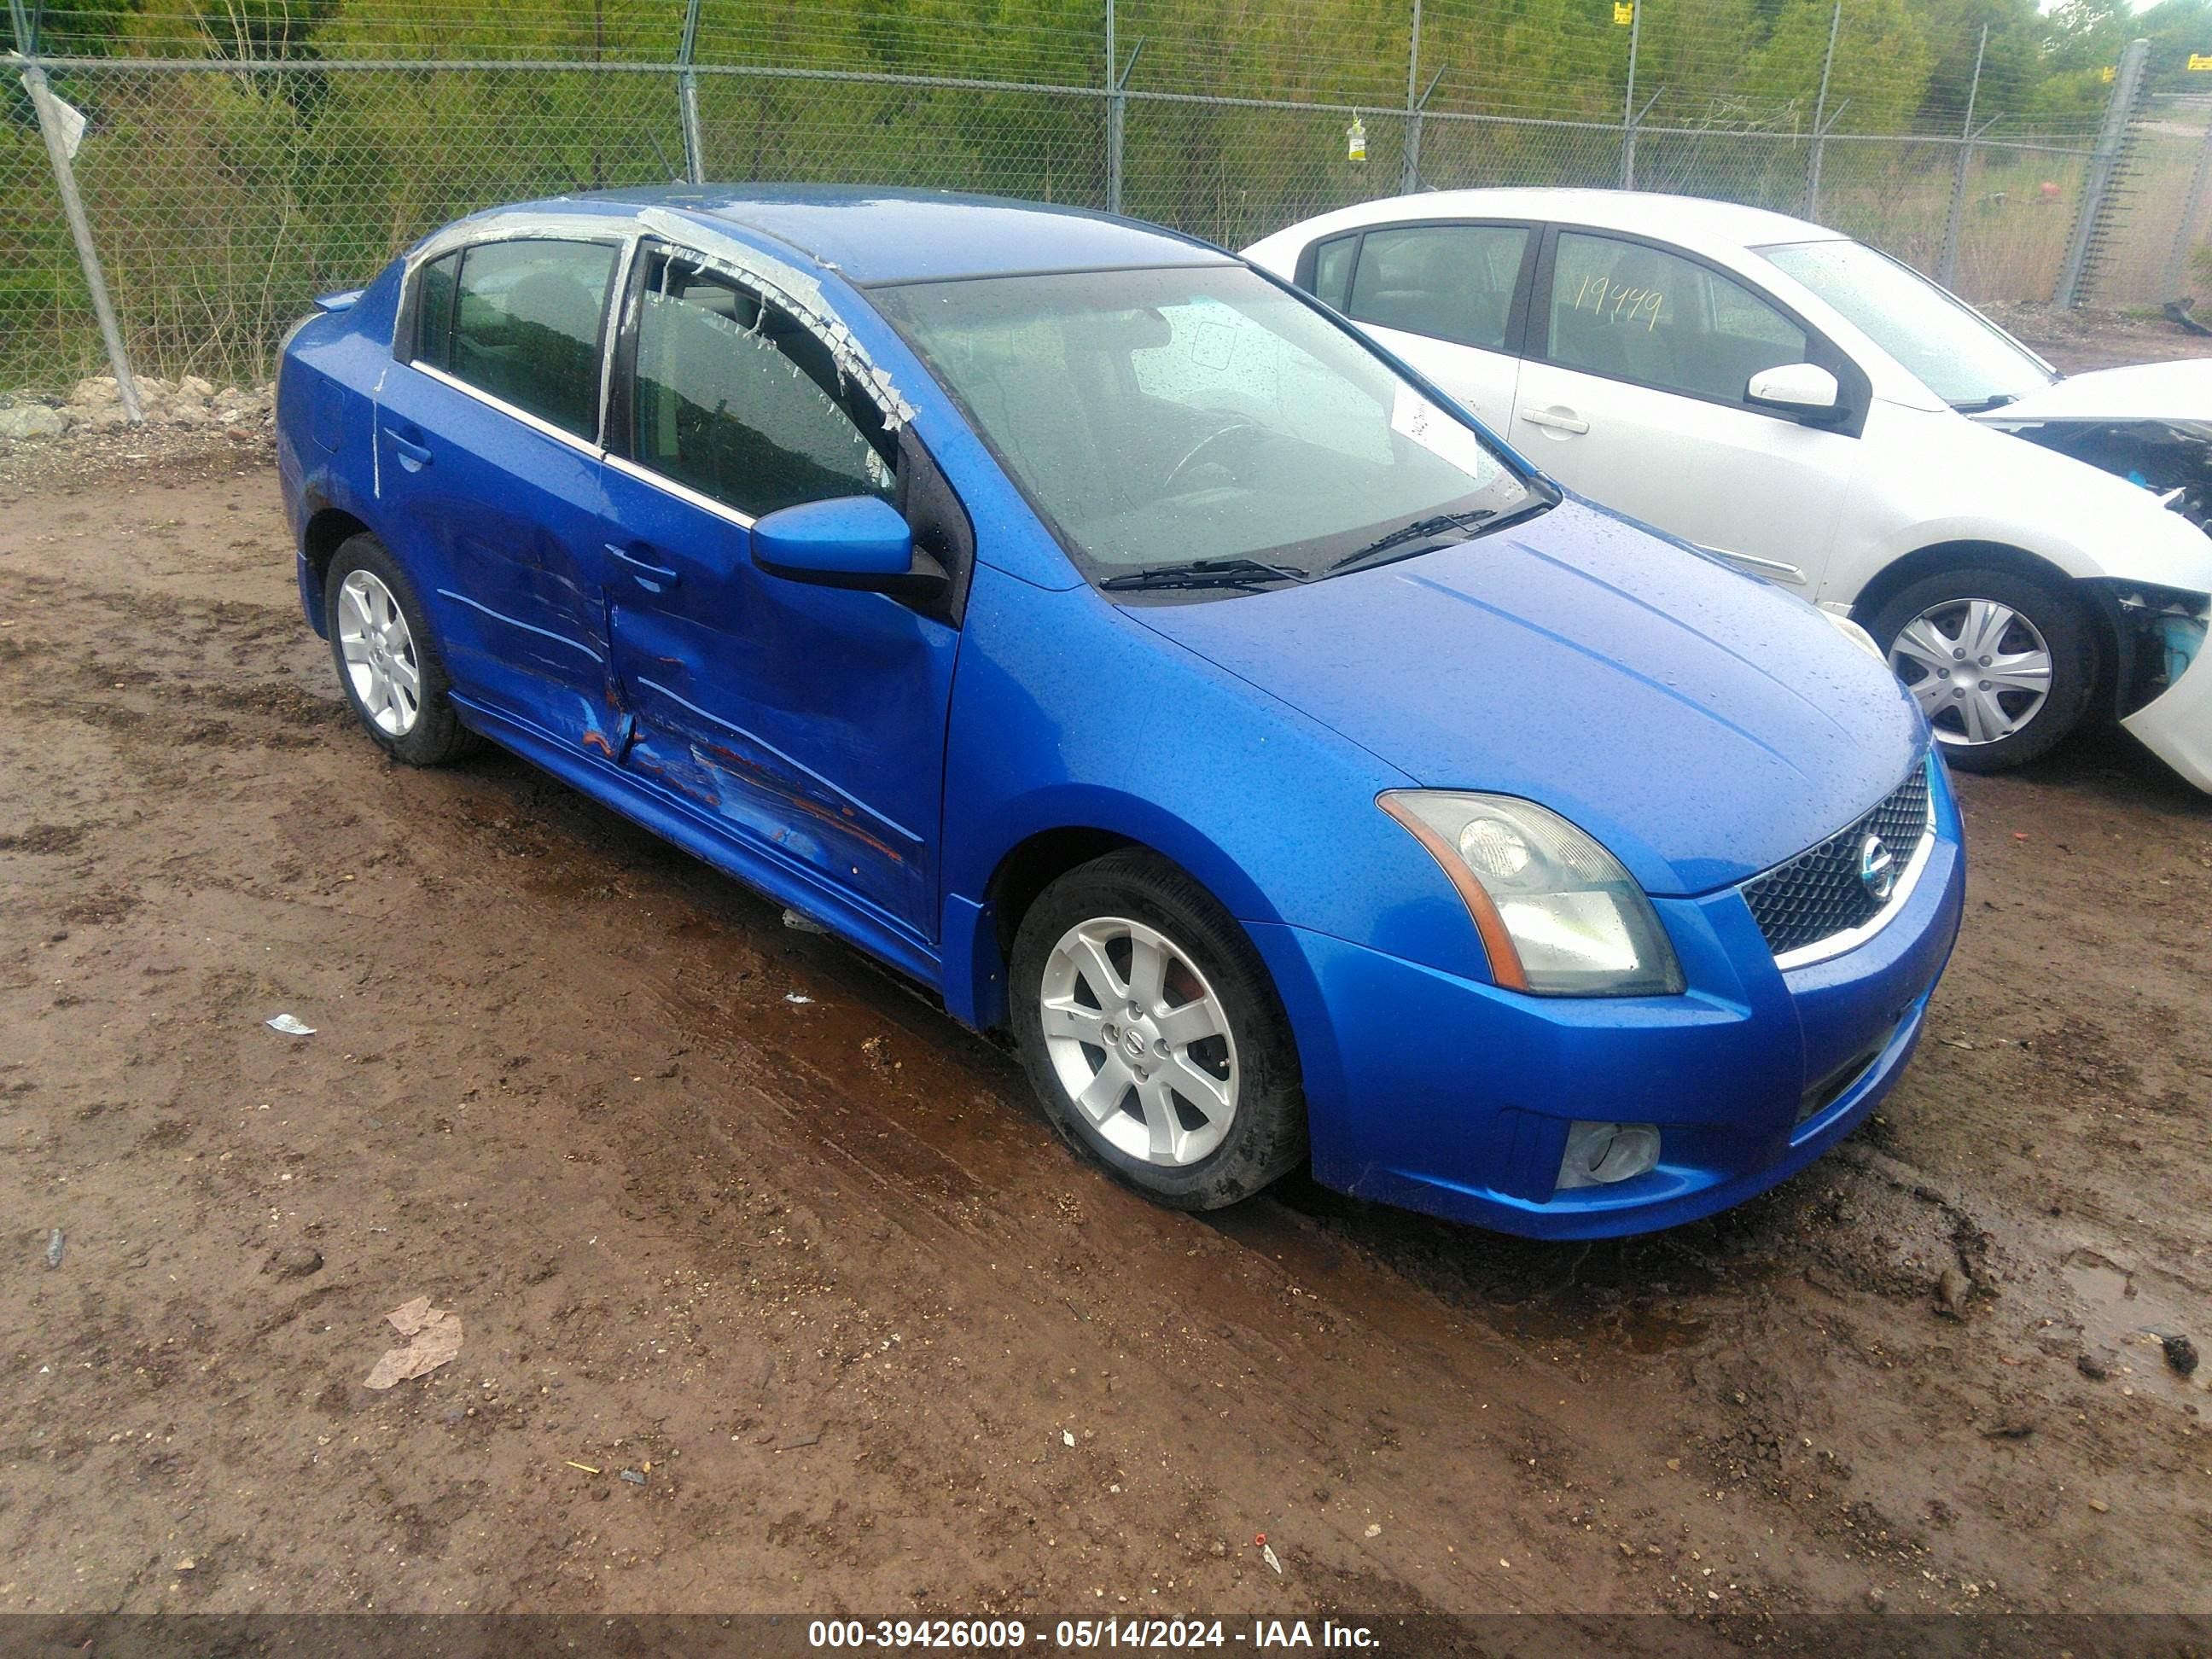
1300, 220, 1535, 435
1509, 228, 1862, 591
597, 244, 959, 941
372, 236, 626, 749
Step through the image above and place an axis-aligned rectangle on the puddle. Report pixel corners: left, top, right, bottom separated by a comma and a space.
2061, 1248, 2206, 1394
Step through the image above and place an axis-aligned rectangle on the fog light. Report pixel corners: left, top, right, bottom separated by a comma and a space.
1556, 1121, 1661, 1190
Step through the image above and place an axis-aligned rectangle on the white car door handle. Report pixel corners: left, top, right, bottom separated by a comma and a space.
1520, 407, 1589, 434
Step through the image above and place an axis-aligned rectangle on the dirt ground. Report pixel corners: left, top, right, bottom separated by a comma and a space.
1, 310, 2209, 1631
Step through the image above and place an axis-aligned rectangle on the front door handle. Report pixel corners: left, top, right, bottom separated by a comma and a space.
607, 543, 681, 591
383, 426, 433, 469
1519, 407, 1590, 435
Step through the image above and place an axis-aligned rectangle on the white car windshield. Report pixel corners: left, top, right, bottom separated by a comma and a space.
1760, 239, 2058, 412
870, 264, 1545, 588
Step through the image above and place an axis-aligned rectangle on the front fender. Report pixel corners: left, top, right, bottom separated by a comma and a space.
938, 571, 1502, 1028
1836, 408, 2212, 600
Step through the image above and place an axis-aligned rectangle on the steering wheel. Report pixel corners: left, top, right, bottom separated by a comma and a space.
1161, 418, 1264, 493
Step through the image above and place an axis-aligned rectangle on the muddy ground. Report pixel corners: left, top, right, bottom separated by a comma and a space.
1, 311, 2208, 1631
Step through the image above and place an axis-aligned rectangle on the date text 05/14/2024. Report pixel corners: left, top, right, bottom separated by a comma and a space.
806, 1618, 1382, 1650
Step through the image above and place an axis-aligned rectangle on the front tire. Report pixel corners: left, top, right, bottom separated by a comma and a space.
1009, 849, 1307, 1211
1868, 565, 2095, 771
323, 533, 477, 766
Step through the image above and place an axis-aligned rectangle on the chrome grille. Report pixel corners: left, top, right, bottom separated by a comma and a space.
1741, 764, 1933, 960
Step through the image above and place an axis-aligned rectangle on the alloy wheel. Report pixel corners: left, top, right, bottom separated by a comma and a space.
1038, 916, 1238, 1167
1888, 597, 2052, 748
336, 568, 422, 736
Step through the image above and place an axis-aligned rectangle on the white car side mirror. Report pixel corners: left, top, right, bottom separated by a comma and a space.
1745, 362, 1842, 418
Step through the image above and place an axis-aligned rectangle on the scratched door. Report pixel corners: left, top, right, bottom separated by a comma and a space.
598, 249, 956, 942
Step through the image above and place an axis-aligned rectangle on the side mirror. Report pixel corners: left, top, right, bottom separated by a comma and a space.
750, 495, 946, 599
1745, 362, 1843, 422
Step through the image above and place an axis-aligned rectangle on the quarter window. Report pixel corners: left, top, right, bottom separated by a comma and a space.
630, 253, 894, 518
428, 239, 618, 439
1545, 231, 1809, 407
1344, 224, 1529, 352
1310, 235, 1358, 311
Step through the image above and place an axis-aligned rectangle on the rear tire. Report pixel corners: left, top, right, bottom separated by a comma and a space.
323, 533, 478, 766
1867, 565, 2095, 772
1009, 848, 1307, 1210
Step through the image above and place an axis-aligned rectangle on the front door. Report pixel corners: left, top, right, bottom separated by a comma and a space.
1510, 229, 1860, 592
598, 247, 957, 941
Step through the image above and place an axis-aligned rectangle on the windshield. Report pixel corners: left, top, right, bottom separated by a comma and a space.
870, 264, 1545, 589
1759, 239, 2057, 410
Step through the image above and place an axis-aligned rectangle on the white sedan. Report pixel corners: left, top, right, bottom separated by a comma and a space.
1244, 189, 2212, 787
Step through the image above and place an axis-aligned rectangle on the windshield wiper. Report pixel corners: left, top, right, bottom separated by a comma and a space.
1098, 556, 1310, 592
1952, 393, 2019, 414
1324, 509, 1499, 576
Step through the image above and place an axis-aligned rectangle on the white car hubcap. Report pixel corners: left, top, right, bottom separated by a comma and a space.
337, 569, 422, 737
1039, 916, 1238, 1167
1889, 597, 2052, 748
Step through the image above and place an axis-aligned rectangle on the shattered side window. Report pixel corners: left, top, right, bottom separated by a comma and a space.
631, 254, 895, 519
445, 238, 617, 439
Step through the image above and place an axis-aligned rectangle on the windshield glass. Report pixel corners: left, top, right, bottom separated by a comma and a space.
1759, 239, 2057, 410
870, 264, 1545, 587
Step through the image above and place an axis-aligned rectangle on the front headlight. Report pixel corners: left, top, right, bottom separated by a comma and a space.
1380, 792, 1684, 997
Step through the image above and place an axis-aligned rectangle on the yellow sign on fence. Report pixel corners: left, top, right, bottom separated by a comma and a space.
2099, 64, 2116, 83
1615, 1, 1635, 24
2189, 51, 2212, 70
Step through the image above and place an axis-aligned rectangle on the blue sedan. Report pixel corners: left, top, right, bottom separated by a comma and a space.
276, 186, 1965, 1238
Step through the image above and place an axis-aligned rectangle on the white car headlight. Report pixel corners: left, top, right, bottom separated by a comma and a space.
1379, 792, 1685, 997
1825, 609, 1886, 662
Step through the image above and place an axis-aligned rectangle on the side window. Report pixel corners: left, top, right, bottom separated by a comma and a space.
1345, 224, 1529, 352
414, 252, 460, 371
630, 253, 894, 518
1545, 231, 1809, 407
442, 239, 617, 439
1310, 235, 1357, 311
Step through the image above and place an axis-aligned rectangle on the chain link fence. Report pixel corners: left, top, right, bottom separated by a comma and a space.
4, 0, 2207, 400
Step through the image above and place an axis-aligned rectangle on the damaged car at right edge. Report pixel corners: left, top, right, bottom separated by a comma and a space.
1243, 195, 2212, 787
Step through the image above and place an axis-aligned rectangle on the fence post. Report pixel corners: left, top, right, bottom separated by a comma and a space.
2161, 103, 2212, 301
9, 3, 144, 418
1401, 0, 1422, 193
2056, 36, 2150, 307
1937, 23, 1987, 291
1105, 0, 1122, 212
1803, 0, 1841, 219
1619, 0, 1641, 189
677, 0, 704, 184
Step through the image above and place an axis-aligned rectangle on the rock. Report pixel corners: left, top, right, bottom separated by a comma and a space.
178, 374, 215, 400
90, 408, 133, 432
1935, 1266, 1971, 1318
2077, 1351, 2111, 1382
70, 375, 119, 408
2163, 1333, 2198, 1377
169, 405, 210, 428
0, 405, 65, 440
266, 1245, 323, 1279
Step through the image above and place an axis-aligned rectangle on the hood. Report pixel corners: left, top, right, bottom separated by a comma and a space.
1132, 500, 1924, 898
1975, 358, 2212, 428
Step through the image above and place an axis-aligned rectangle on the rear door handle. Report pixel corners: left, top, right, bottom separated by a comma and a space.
383, 426, 432, 469
607, 543, 681, 591
1519, 407, 1590, 434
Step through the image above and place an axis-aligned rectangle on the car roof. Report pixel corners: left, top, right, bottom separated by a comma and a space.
1278, 188, 1845, 252
554, 184, 1232, 285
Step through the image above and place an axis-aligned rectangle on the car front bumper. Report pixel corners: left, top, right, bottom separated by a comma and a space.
2122, 629, 2212, 791
1249, 776, 1966, 1239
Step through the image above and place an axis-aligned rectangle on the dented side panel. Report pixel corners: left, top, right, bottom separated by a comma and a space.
370, 363, 623, 755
